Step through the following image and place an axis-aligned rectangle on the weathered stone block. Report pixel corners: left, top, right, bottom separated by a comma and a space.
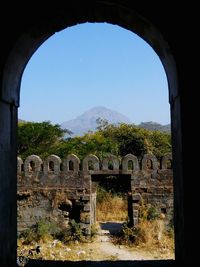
83, 204, 90, 211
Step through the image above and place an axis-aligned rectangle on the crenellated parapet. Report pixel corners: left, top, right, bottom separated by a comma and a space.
18, 153, 172, 177
43, 155, 62, 175
141, 154, 158, 170
122, 154, 139, 171
82, 154, 100, 173
63, 154, 80, 172
17, 153, 173, 193
23, 155, 42, 176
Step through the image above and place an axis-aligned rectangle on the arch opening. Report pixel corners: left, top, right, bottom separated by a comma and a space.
29, 161, 35, 172
49, 161, 54, 172
1, 3, 181, 265
128, 160, 134, 170
16, 22, 174, 261
69, 160, 74, 171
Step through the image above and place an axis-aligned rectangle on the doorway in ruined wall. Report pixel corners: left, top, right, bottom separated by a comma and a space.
91, 174, 132, 235
1, 3, 180, 266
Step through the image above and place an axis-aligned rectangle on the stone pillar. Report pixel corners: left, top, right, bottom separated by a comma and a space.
0, 100, 17, 267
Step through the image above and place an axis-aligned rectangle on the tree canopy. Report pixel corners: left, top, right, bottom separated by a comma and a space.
18, 120, 171, 160
18, 121, 69, 159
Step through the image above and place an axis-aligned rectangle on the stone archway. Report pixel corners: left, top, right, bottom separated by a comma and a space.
0, 2, 185, 266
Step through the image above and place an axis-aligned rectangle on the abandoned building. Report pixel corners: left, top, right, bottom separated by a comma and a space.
0, 1, 196, 266
17, 153, 173, 236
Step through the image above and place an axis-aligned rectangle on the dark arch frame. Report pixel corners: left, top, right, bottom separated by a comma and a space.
0, 2, 186, 267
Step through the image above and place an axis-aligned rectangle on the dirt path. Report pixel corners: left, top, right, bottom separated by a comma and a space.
93, 221, 155, 261
95, 230, 145, 260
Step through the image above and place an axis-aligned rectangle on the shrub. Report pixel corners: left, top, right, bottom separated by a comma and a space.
147, 205, 160, 221
19, 219, 61, 244
91, 223, 99, 238
139, 200, 160, 221
62, 219, 84, 243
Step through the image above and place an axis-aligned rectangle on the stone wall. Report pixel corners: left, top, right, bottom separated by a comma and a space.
17, 153, 173, 235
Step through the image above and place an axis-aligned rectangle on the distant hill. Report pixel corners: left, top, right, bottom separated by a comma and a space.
138, 121, 171, 133
19, 107, 171, 136
18, 119, 26, 123
61, 106, 131, 136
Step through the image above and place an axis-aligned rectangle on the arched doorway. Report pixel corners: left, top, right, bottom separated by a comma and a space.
0, 2, 183, 266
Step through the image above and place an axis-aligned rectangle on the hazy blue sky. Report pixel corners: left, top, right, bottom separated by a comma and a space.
19, 22, 170, 125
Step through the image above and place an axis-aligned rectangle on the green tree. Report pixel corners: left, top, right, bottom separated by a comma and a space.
101, 123, 150, 157
100, 123, 171, 159
18, 121, 70, 159
55, 131, 118, 160
96, 117, 109, 131
149, 131, 171, 159
18, 120, 171, 161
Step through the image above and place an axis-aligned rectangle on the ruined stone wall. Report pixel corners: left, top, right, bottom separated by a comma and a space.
17, 153, 173, 235
130, 153, 173, 224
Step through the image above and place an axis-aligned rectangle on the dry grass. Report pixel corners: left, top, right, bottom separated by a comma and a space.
96, 194, 127, 221
133, 219, 174, 250
17, 238, 118, 261
113, 218, 175, 259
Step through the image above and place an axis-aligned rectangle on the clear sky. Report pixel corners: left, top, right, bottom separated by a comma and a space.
19, 22, 170, 125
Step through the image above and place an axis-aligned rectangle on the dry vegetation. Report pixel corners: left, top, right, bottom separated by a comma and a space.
96, 192, 127, 221
112, 218, 174, 259
17, 238, 117, 261
96, 190, 174, 259
17, 193, 174, 262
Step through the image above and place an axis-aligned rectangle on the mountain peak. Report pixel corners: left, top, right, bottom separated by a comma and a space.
82, 106, 131, 119
61, 106, 131, 136
86, 106, 108, 112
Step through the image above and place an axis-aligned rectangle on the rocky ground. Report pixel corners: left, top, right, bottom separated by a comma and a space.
17, 221, 174, 263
